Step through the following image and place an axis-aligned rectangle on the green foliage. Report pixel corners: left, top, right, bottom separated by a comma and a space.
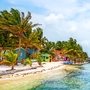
62, 38, 88, 63
0, 8, 40, 55
0, 8, 88, 64
23, 28, 43, 50
55, 41, 62, 50
40, 41, 55, 54
23, 58, 32, 66
36, 55, 42, 66
36, 55, 42, 62
0, 50, 18, 70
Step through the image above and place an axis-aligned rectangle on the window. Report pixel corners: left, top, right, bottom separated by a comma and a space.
46, 56, 48, 59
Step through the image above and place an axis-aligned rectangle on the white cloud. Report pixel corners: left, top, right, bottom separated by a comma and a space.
78, 3, 90, 13
44, 15, 77, 34
29, 0, 77, 16
67, 21, 77, 32
7, 0, 18, 4
31, 13, 45, 28
45, 13, 64, 24
82, 21, 90, 31
81, 40, 90, 47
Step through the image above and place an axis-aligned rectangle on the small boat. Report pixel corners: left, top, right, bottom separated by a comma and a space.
63, 61, 73, 65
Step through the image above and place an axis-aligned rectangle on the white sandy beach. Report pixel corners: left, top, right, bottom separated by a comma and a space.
0, 61, 69, 90
0, 61, 65, 80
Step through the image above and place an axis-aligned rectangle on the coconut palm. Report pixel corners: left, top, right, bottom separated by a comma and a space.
0, 8, 40, 58
64, 49, 78, 63
55, 41, 63, 50
21, 28, 42, 59
23, 28, 42, 49
0, 31, 18, 50
0, 50, 18, 70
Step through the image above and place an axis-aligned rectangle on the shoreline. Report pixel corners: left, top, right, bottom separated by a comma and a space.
0, 62, 86, 90
0, 61, 65, 80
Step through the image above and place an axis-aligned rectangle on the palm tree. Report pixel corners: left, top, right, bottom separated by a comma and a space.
0, 50, 18, 70
40, 41, 55, 59
0, 8, 40, 59
23, 28, 42, 50
36, 54, 42, 66
22, 28, 43, 59
55, 41, 63, 50
64, 49, 78, 63
62, 38, 88, 64
0, 31, 18, 50
23, 58, 32, 66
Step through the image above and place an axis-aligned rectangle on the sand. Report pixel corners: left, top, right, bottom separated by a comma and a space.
0, 61, 65, 80
0, 61, 71, 90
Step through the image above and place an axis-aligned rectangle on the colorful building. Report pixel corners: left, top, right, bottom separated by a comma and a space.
15, 47, 26, 60
52, 50, 63, 62
40, 53, 51, 62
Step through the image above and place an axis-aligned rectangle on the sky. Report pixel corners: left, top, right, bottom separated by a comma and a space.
0, 0, 90, 56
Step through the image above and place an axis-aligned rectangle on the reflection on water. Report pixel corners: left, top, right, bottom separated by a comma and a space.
29, 64, 90, 90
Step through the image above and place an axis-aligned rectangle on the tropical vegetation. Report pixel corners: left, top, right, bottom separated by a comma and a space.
0, 50, 18, 70
36, 54, 42, 66
23, 58, 32, 66
0, 8, 88, 67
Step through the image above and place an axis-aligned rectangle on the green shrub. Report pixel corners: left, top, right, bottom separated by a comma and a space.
23, 58, 32, 66
36, 55, 42, 66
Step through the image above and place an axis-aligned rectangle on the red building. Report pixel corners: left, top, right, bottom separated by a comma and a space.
52, 50, 64, 62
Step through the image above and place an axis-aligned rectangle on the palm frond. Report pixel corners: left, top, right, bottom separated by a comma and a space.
0, 60, 11, 66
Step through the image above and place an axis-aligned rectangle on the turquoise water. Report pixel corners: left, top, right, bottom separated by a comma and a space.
29, 64, 90, 90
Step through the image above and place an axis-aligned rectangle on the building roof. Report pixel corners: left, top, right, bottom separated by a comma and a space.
14, 47, 25, 51
53, 50, 63, 55
40, 53, 51, 57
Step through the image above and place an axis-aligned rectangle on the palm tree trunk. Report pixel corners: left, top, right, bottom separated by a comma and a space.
11, 64, 14, 70
16, 37, 21, 64
25, 46, 29, 58
18, 37, 21, 55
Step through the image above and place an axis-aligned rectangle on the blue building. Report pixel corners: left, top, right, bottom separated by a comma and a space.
26, 48, 38, 55
15, 47, 26, 60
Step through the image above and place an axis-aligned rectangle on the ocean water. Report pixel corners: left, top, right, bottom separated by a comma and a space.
29, 63, 90, 90
0, 63, 90, 90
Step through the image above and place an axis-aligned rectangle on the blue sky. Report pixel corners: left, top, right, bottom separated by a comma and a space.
1, 0, 90, 56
